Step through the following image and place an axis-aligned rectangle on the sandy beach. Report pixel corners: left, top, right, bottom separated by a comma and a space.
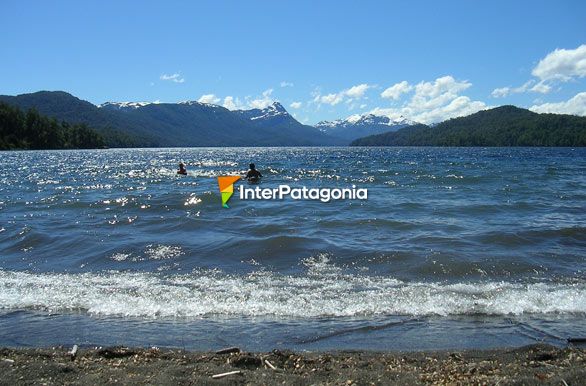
1, 344, 585, 385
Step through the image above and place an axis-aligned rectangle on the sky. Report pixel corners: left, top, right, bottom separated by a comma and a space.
1, 0, 585, 124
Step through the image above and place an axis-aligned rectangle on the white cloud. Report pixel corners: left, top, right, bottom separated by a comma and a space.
405, 76, 473, 114
160, 73, 185, 83
530, 81, 551, 94
530, 92, 586, 115
313, 83, 372, 106
280, 81, 294, 88
223, 96, 243, 110
345, 84, 370, 98
369, 75, 488, 124
381, 81, 413, 100
492, 45, 586, 99
248, 89, 274, 109
197, 94, 220, 104
409, 96, 487, 124
317, 93, 345, 106
491, 87, 511, 98
359, 104, 367, 109
413, 76, 471, 99
290, 101, 302, 109
491, 80, 551, 98
532, 44, 586, 82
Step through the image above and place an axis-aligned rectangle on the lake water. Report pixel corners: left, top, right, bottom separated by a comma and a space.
0, 147, 585, 351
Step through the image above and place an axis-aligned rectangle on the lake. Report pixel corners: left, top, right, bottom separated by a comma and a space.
0, 147, 585, 351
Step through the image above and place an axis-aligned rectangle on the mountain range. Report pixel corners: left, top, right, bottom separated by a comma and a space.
2, 91, 585, 148
0, 91, 395, 147
316, 114, 416, 142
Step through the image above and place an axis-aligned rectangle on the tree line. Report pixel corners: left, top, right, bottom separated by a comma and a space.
0, 102, 107, 150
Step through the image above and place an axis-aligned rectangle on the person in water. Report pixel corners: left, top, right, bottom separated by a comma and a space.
177, 162, 187, 175
246, 163, 262, 182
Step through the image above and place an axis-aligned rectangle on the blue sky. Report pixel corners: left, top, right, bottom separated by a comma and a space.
1, 0, 585, 124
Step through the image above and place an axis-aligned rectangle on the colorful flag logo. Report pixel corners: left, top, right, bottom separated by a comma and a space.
217, 176, 241, 208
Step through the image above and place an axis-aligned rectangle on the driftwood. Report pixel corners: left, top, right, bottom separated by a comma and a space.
215, 347, 241, 355
264, 359, 277, 370
211, 370, 242, 379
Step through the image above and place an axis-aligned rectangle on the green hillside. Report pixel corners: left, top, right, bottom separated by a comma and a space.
351, 106, 586, 147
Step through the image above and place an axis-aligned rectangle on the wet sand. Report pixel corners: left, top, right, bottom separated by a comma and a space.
1, 344, 584, 385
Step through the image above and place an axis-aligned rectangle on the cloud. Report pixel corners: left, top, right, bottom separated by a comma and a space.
280, 81, 294, 88
492, 46, 586, 98
529, 92, 586, 116
369, 75, 488, 124
223, 96, 243, 110
313, 83, 372, 106
248, 89, 275, 109
532, 44, 586, 82
413, 76, 471, 100
404, 76, 473, 113
317, 93, 345, 106
530, 81, 551, 94
491, 80, 551, 98
491, 87, 511, 98
197, 94, 220, 104
345, 84, 370, 98
381, 81, 413, 100
160, 73, 185, 83
290, 101, 302, 109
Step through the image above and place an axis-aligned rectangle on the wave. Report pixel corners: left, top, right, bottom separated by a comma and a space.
1, 259, 585, 319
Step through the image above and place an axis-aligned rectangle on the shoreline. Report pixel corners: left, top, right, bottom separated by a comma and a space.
1, 344, 585, 385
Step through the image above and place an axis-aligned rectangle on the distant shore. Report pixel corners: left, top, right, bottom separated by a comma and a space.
1, 344, 585, 385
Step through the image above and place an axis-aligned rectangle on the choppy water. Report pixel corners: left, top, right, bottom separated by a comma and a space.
0, 147, 585, 351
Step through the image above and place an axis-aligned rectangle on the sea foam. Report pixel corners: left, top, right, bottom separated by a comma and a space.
0, 267, 584, 319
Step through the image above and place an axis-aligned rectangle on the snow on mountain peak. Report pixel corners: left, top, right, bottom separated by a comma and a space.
248, 101, 289, 120
179, 100, 215, 106
317, 113, 417, 128
98, 101, 151, 110
268, 101, 286, 112
345, 114, 362, 124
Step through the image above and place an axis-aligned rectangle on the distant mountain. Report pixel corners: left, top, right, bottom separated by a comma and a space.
350, 106, 586, 147
316, 113, 416, 143
236, 101, 290, 121
0, 91, 342, 147
99, 101, 152, 111
236, 102, 340, 145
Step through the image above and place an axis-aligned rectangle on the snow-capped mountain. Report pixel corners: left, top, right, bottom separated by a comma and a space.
98, 101, 152, 111
316, 113, 417, 142
92, 96, 341, 145
235, 101, 289, 121
235, 102, 342, 145
97, 98, 411, 144
177, 100, 225, 108
317, 113, 416, 129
